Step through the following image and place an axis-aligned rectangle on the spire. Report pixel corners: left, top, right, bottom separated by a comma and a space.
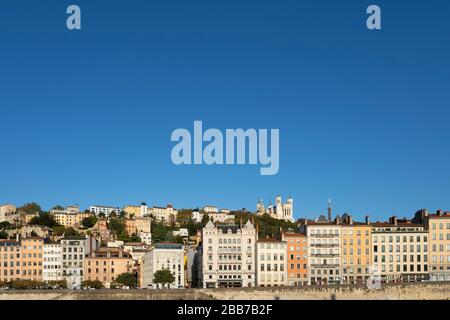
327, 197, 332, 222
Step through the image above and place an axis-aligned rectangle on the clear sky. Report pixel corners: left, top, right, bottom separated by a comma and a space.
1, 0, 449, 222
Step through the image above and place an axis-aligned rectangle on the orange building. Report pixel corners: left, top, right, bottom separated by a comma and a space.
20, 238, 44, 281
0, 237, 44, 282
282, 232, 308, 286
84, 247, 134, 288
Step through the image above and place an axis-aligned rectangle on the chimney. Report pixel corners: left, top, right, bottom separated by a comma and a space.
16, 233, 19, 242
389, 216, 398, 226
365, 216, 370, 225
348, 216, 353, 225
335, 217, 340, 225
437, 209, 443, 216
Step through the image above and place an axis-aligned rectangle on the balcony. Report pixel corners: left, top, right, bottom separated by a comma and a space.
309, 234, 339, 238
310, 264, 340, 268
311, 243, 340, 248
310, 253, 339, 258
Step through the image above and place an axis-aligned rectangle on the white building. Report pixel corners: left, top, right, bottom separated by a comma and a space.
202, 206, 218, 214
173, 228, 189, 237
139, 231, 152, 245
299, 217, 342, 285
208, 212, 235, 223
201, 220, 256, 288
142, 243, 185, 289
43, 243, 62, 282
89, 205, 121, 217
256, 238, 288, 287
148, 204, 178, 224
257, 196, 294, 222
192, 210, 204, 223
61, 235, 97, 289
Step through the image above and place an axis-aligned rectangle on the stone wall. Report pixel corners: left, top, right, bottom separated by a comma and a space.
0, 282, 448, 300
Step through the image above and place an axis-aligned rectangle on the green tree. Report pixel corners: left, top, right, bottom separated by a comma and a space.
81, 215, 98, 228
153, 269, 175, 287
109, 218, 125, 234
29, 212, 59, 227
115, 273, 137, 288
0, 231, 8, 239
82, 280, 104, 289
19, 202, 42, 214
51, 205, 64, 210
0, 221, 11, 230
64, 227, 78, 236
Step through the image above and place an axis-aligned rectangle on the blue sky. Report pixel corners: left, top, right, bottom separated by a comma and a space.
0, 0, 449, 222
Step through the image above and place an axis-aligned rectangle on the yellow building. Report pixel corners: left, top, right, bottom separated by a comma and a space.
52, 211, 91, 228
340, 215, 372, 284
415, 209, 450, 281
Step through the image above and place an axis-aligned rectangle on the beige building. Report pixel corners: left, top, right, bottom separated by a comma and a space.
414, 209, 450, 281
123, 203, 148, 218
299, 216, 342, 285
43, 243, 62, 282
372, 217, 429, 282
124, 217, 151, 236
0, 204, 19, 225
51, 206, 91, 228
149, 204, 178, 224
84, 247, 134, 288
256, 238, 287, 286
201, 220, 256, 288
340, 214, 372, 284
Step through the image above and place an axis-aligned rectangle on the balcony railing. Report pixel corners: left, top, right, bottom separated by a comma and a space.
310, 253, 339, 258
309, 234, 339, 238
310, 264, 340, 268
311, 243, 340, 247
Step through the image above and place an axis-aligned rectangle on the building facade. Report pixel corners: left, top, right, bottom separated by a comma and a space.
300, 218, 342, 285
51, 206, 91, 228
141, 242, 185, 289
282, 232, 308, 286
61, 235, 97, 289
89, 205, 121, 217
149, 204, 178, 224
43, 243, 62, 282
201, 220, 256, 288
256, 238, 287, 286
340, 215, 372, 284
84, 247, 134, 288
372, 217, 429, 282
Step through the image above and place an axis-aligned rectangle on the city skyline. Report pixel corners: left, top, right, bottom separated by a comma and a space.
1, 0, 450, 224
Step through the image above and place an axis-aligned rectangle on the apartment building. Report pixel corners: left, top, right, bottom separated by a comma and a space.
340, 215, 372, 284
0, 204, 19, 225
20, 238, 44, 281
256, 238, 287, 286
414, 209, 450, 281
61, 235, 97, 289
208, 212, 235, 223
202, 206, 218, 214
299, 216, 342, 285
372, 217, 429, 282
124, 217, 151, 236
141, 242, 185, 289
0, 240, 21, 282
89, 205, 121, 217
123, 203, 148, 218
149, 204, 178, 224
43, 243, 62, 282
84, 247, 134, 288
51, 206, 91, 228
282, 232, 308, 286
201, 220, 256, 288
